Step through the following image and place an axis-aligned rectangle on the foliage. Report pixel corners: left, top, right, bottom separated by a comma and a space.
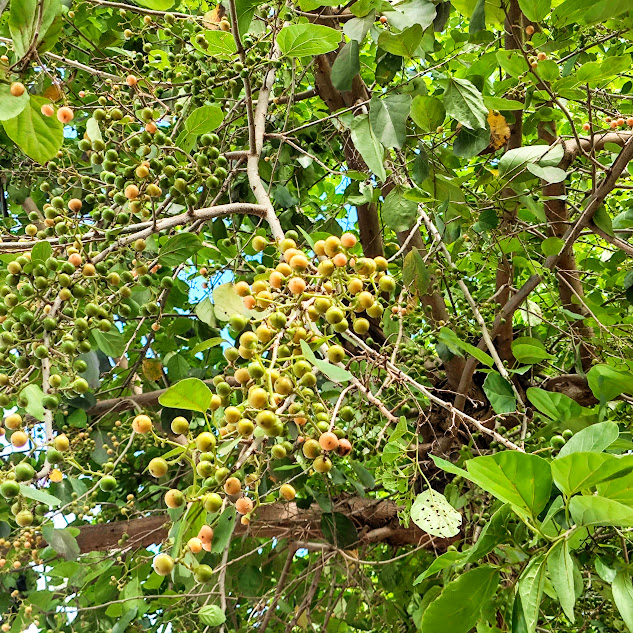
0, 0, 633, 632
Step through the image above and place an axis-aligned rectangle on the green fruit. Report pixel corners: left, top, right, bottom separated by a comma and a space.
550, 435, 566, 449
194, 564, 214, 583
148, 457, 168, 478
99, 475, 117, 492
15, 463, 35, 482
203, 492, 223, 513
16, 509, 34, 527
228, 314, 247, 331
0, 480, 20, 498
214, 467, 230, 484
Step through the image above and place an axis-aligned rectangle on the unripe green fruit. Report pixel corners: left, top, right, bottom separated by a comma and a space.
203, 492, 223, 513
99, 475, 117, 492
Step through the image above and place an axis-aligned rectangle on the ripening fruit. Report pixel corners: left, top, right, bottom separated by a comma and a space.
582, 123, 591, 131
54, 435, 70, 452
333, 253, 348, 267
153, 553, 175, 576
0, 480, 20, 499
198, 524, 214, 550
57, 106, 74, 123
252, 235, 268, 252
314, 240, 326, 256
235, 497, 254, 515
288, 277, 306, 295
303, 438, 321, 459
379, 275, 396, 293
314, 455, 333, 473
68, 198, 83, 212
319, 432, 340, 451
379, 15, 387, 23
337, 438, 353, 456
99, 475, 117, 491
610, 120, 618, 129
617, 118, 625, 127
289, 253, 309, 270
11, 431, 28, 448
234, 281, 250, 297
628, 117, 633, 127
353, 318, 370, 334
203, 492, 223, 513
537, 52, 547, 61
126, 75, 138, 86
188, 537, 203, 554
196, 431, 216, 451
125, 184, 140, 199
280, 483, 296, 500
525, 25, 535, 35
164, 489, 185, 508
148, 457, 168, 478
16, 510, 34, 527
224, 477, 242, 495
10, 82, 25, 97
248, 387, 268, 409
194, 564, 214, 583
68, 252, 82, 266
327, 345, 346, 364
41, 103, 54, 117
324, 235, 341, 257
171, 416, 190, 434
5, 413, 22, 430
132, 414, 152, 433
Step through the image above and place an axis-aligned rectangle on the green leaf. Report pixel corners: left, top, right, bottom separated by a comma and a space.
496, 49, 527, 78
551, 453, 633, 497
331, 40, 360, 91
526, 387, 584, 423
511, 337, 554, 364
369, 94, 412, 149
299, 340, 353, 384
134, 0, 174, 8
211, 506, 237, 553
19, 484, 61, 508
350, 114, 386, 181
541, 236, 564, 256
413, 550, 464, 584
597, 474, 633, 505
383, 0, 437, 31
421, 566, 499, 633
518, 0, 550, 21
190, 337, 224, 355
213, 282, 253, 320
320, 512, 359, 548
443, 77, 488, 130
483, 372, 516, 414
42, 526, 80, 561
518, 554, 546, 633
31, 241, 52, 264
465, 451, 552, 517
498, 144, 564, 180
185, 105, 224, 136
112, 608, 138, 633
377, 24, 423, 58
233, 0, 259, 36
3, 96, 63, 164
587, 364, 633, 403
526, 163, 567, 183
438, 327, 494, 367
382, 185, 418, 232
92, 329, 126, 358
558, 422, 619, 458
411, 489, 462, 537
277, 24, 340, 57
453, 126, 490, 159
158, 233, 201, 266
484, 96, 525, 110
20, 383, 45, 421
570, 495, 633, 527
613, 572, 633, 633
411, 95, 446, 132
198, 605, 226, 627
192, 31, 237, 57
462, 504, 512, 564
469, 0, 486, 33
158, 378, 213, 413
0, 84, 30, 121
547, 540, 575, 623
195, 296, 217, 327
9, 0, 61, 59
412, 143, 430, 184
431, 453, 469, 478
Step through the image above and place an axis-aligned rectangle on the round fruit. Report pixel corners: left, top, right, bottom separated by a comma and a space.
16, 510, 33, 527
194, 564, 214, 583
164, 488, 185, 508
99, 475, 117, 492
313, 455, 333, 473
280, 483, 296, 500
319, 432, 339, 451
54, 435, 69, 452
41, 103, 54, 117
15, 462, 35, 482
248, 387, 268, 409
11, 431, 28, 448
196, 432, 216, 451
235, 496, 253, 514
148, 457, 168, 478
188, 537, 203, 553
215, 467, 230, 484
57, 106, 74, 123
5, 413, 22, 430
327, 345, 346, 364
203, 492, 223, 513
171, 416, 190, 434
302, 439, 321, 459
337, 438, 353, 456
153, 553, 175, 576
224, 476, 242, 495
10, 82, 26, 97
132, 414, 152, 434
0, 480, 20, 499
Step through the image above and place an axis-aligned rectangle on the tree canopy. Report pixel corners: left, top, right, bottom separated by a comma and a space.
2, 0, 633, 631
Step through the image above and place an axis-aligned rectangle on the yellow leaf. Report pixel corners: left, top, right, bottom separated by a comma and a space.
143, 358, 163, 382
488, 110, 510, 151
202, 6, 225, 29
49, 469, 63, 482
43, 83, 63, 102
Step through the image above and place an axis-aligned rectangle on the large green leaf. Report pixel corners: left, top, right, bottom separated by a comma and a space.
158, 234, 202, 266
369, 94, 411, 149
3, 96, 63, 164
483, 372, 516, 414
551, 453, 633, 497
191, 31, 237, 57
382, 186, 418, 232
134, 0, 174, 8
547, 540, 576, 623
320, 512, 359, 548
410, 95, 445, 133
597, 474, 633, 505
377, 24, 423, 58
410, 489, 462, 537
0, 84, 30, 121
613, 572, 633, 633
20, 384, 45, 421
511, 337, 554, 364
438, 327, 494, 367
383, 0, 437, 31
466, 451, 552, 517
413, 550, 464, 584
518, 0, 550, 21
587, 364, 633, 403
19, 484, 61, 507
213, 283, 253, 320
331, 40, 360, 91
518, 554, 546, 633
498, 144, 564, 180
185, 105, 224, 136
9, 0, 61, 59
350, 114, 386, 181
198, 605, 226, 626
570, 495, 633, 527
158, 378, 213, 413
558, 422, 619, 458
277, 24, 340, 57
403, 247, 430, 295
42, 526, 80, 561
443, 77, 488, 130
421, 566, 499, 633
526, 387, 584, 423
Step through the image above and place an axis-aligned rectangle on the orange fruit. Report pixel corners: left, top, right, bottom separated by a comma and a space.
10, 82, 25, 97
319, 432, 339, 451
132, 414, 152, 433
235, 497, 253, 514
57, 106, 74, 123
